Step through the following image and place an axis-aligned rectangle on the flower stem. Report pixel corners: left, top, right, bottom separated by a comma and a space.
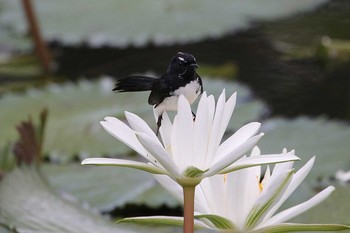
183, 185, 196, 233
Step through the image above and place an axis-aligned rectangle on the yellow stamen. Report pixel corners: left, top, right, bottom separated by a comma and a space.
256, 175, 263, 192
258, 182, 263, 192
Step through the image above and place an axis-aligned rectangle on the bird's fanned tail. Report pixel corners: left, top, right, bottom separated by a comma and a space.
113, 76, 155, 92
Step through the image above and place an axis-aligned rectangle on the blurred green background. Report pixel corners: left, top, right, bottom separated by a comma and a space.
0, 0, 349, 232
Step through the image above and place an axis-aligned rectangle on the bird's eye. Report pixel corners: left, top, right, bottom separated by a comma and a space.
177, 57, 187, 65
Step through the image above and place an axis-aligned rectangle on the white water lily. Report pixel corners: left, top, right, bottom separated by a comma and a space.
139, 147, 349, 233
82, 90, 299, 183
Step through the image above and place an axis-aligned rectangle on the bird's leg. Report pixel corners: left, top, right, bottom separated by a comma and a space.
192, 111, 196, 121
156, 114, 163, 136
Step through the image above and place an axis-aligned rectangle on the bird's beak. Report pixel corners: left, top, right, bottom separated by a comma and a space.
191, 63, 199, 68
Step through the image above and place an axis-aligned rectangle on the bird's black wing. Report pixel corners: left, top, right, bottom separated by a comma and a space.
113, 76, 156, 92
148, 77, 171, 106
148, 73, 176, 107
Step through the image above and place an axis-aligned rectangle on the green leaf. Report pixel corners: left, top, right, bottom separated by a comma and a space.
42, 164, 178, 211
287, 184, 350, 226
0, 167, 135, 233
249, 223, 350, 233
0, 0, 327, 47
0, 78, 148, 162
0, 166, 199, 233
259, 117, 350, 179
0, 225, 16, 233
0, 78, 262, 162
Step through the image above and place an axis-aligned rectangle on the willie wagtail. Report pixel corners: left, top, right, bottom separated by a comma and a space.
113, 52, 203, 135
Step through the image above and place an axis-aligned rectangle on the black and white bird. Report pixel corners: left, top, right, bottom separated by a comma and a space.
113, 52, 203, 135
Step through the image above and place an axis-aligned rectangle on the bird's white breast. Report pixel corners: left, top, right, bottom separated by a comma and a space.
155, 80, 201, 113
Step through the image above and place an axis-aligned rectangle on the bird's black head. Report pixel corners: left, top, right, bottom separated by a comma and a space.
167, 52, 199, 77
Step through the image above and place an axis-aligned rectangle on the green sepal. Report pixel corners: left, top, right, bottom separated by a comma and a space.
195, 214, 237, 230
82, 158, 167, 175
183, 166, 207, 178
117, 216, 207, 229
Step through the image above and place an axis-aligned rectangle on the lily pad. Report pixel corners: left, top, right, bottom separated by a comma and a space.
0, 0, 328, 48
0, 166, 200, 233
0, 78, 145, 162
0, 226, 15, 233
42, 163, 179, 211
286, 184, 350, 226
0, 167, 135, 233
0, 77, 263, 162
259, 117, 350, 180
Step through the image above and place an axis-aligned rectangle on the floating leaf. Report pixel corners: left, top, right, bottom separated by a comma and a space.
0, 0, 328, 48
0, 167, 134, 233
42, 164, 178, 211
284, 184, 350, 226
0, 78, 262, 162
0, 167, 196, 233
1, 78, 147, 161
0, 225, 16, 233
259, 117, 350, 180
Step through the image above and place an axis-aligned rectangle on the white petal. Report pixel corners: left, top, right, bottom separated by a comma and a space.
195, 184, 213, 214
260, 186, 335, 226
159, 111, 172, 147
205, 90, 227, 164
245, 170, 294, 229
203, 94, 215, 168
250, 146, 261, 157
81, 158, 166, 174
249, 147, 262, 181
262, 166, 271, 188
216, 122, 261, 162
207, 95, 215, 125
193, 92, 210, 169
227, 168, 260, 227
270, 159, 294, 179
125, 111, 158, 141
264, 154, 294, 191
256, 169, 292, 208
198, 175, 226, 215
205, 134, 263, 177
261, 157, 315, 222
175, 95, 194, 169
136, 132, 181, 177
171, 115, 181, 168
217, 92, 237, 148
100, 117, 149, 159
219, 154, 300, 174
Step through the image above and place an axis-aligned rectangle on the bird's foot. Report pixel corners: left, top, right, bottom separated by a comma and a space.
156, 115, 163, 136
192, 111, 196, 121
